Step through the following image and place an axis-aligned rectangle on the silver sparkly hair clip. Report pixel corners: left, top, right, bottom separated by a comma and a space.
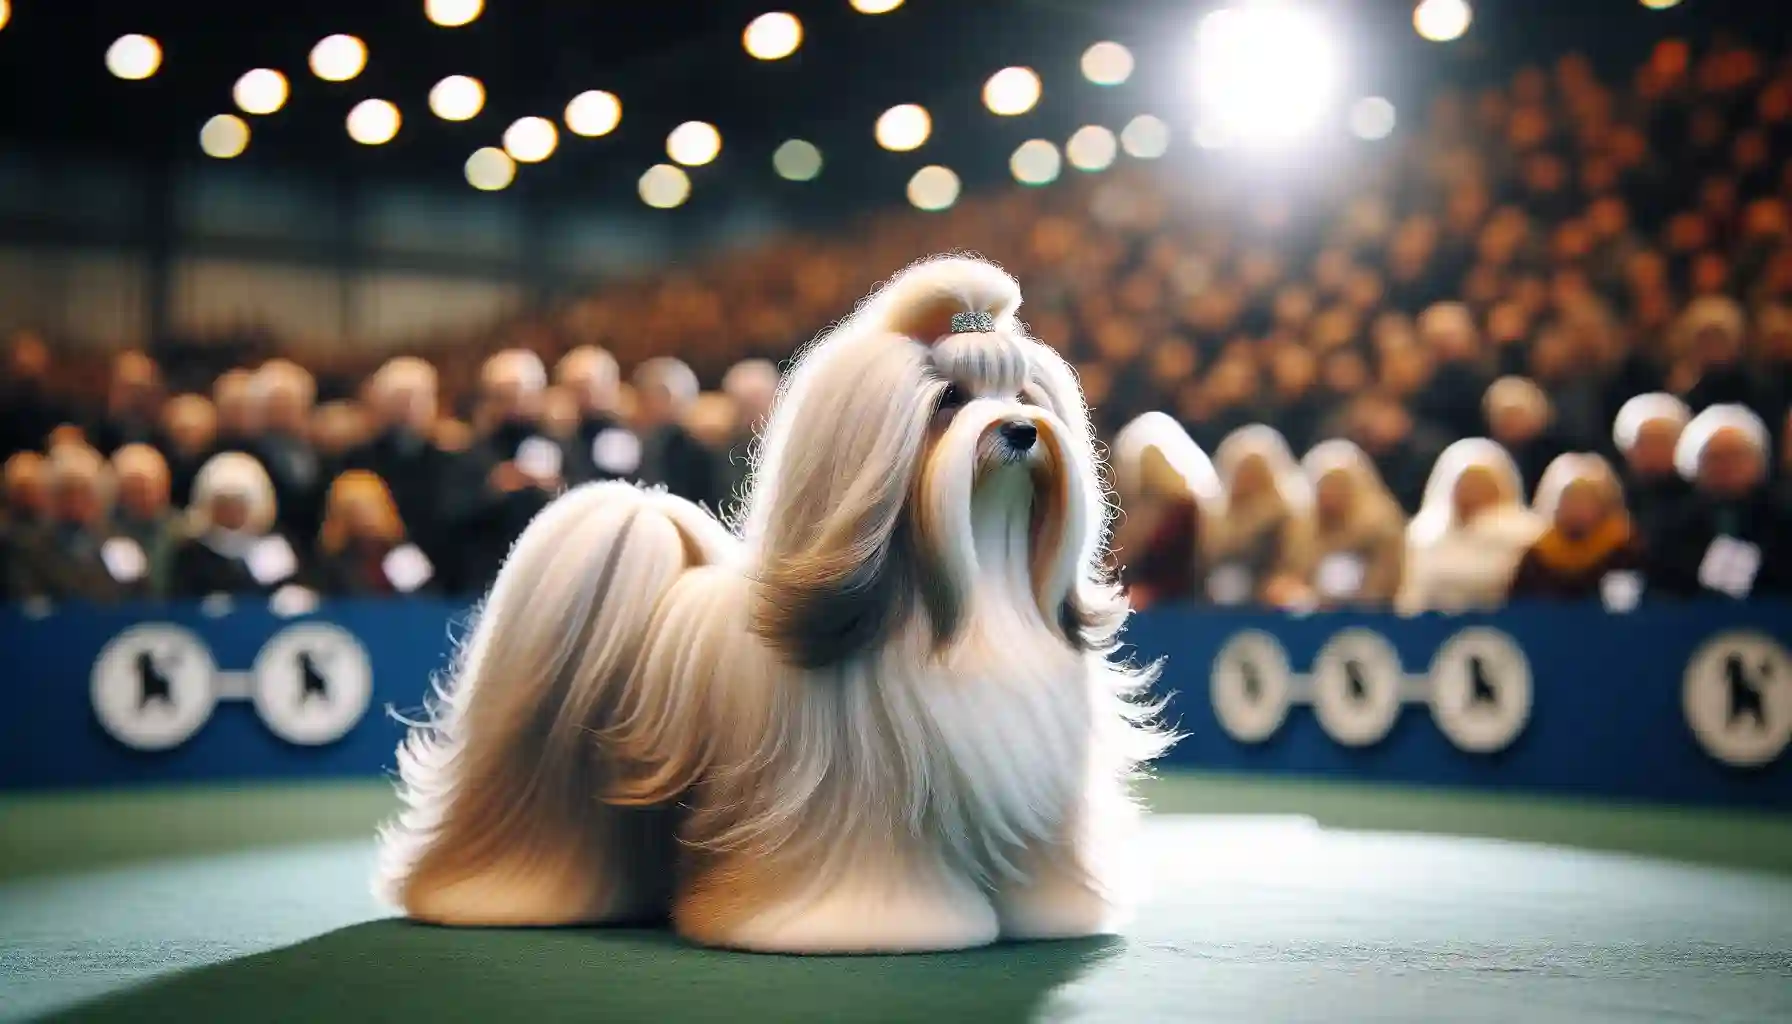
949, 310, 996, 334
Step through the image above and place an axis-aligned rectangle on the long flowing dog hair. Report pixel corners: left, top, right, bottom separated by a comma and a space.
377, 255, 1169, 951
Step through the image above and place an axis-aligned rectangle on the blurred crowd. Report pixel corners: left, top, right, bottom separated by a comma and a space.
3, 37, 1792, 609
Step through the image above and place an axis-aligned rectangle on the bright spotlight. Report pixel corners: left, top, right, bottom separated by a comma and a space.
1082, 41, 1134, 86
1010, 139, 1062, 186
773, 139, 823, 181
1349, 96, 1397, 140
907, 166, 960, 212
851, 0, 905, 12
199, 114, 250, 159
640, 164, 692, 209
875, 104, 931, 151
309, 35, 367, 82
465, 147, 516, 191
426, 0, 484, 28
1640, 0, 1681, 8
744, 12, 803, 60
984, 67, 1042, 116
234, 69, 290, 116
429, 76, 485, 121
0, 1, 10, 32
565, 90, 621, 137
1121, 114, 1171, 158
1413, 0, 1472, 42
1067, 125, 1118, 171
106, 35, 163, 81
1195, 4, 1340, 147
667, 121, 722, 167
346, 99, 401, 145
504, 116, 558, 163
1195, 121, 1232, 150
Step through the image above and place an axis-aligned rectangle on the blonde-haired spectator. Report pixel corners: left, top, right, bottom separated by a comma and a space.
1398, 439, 1544, 614
1301, 440, 1407, 608
311, 471, 432, 596
1510, 454, 1644, 602
1207, 425, 1315, 608
169, 451, 297, 598
1111, 413, 1218, 609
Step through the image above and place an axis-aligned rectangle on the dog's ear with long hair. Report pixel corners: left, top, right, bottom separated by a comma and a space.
748, 336, 939, 669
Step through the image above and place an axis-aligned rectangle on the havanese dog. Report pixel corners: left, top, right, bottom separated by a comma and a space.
376, 255, 1169, 954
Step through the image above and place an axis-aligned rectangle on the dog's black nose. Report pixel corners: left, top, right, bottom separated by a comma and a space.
999, 420, 1038, 451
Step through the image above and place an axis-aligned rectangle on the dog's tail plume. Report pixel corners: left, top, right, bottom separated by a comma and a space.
374, 481, 733, 926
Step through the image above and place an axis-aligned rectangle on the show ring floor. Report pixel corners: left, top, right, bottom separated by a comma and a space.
2, 776, 1789, 1024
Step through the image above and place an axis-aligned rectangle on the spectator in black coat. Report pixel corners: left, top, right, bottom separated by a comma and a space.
718, 357, 780, 519
1612, 392, 1694, 545
1347, 392, 1448, 514
1647, 404, 1792, 600
160, 393, 217, 509
1414, 302, 1495, 440
168, 452, 301, 599
1676, 296, 1760, 413
555, 346, 641, 485
249, 360, 326, 557
438, 349, 564, 595
633, 356, 721, 510
6, 445, 155, 603
347, 358, 454, 566
89, 351, 166, 456
0, 331, 66, 459
1484, 376, 1565, 496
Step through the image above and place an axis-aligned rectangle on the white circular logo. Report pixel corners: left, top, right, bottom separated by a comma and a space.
90, 625, 218, 751
1312, 629, 1404, 747
1211, 630, 1293, 743
1428, 628, 1532, 754
251, 623, 374, 746
1682, 631, 1792, 768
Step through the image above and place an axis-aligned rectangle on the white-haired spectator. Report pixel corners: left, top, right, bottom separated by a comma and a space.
633, 356, 719, 509
441, 349, 566, 592
169, 451, 299, 598
555, 345, 640, 484
1483, 376, 1563, 495
110, 443, 179, 595
1398, 438, 1544, 614
1301, 440, 1408, 608
1612, 392, 1693, 543
6, 444, 155, 603
1647, 404, 1792, 599
1207, 425, 1315, 609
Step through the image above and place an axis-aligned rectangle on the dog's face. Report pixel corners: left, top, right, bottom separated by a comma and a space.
746, 320, 1113, 671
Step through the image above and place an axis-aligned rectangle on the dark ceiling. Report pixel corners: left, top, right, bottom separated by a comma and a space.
0, 0, 1785, 211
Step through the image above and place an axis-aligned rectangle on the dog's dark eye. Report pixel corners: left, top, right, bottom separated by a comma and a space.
938, 383, 967, 410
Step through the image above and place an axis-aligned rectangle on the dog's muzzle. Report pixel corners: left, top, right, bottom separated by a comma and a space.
997, 420, 1038, 453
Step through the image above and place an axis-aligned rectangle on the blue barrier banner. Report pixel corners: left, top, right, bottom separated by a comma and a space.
2, 600, 1789, 809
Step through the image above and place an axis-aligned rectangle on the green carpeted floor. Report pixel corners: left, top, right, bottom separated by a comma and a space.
2, 775, 1789, 1023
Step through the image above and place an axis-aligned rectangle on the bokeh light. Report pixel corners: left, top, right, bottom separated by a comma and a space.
907, 166, 961, 212
425, 0, 484, 28
1121, 114, 1171, 158
1066, 125, 1118, 171
983, 67, 1042, 116
1082, 42, 1134, 86
464, 147, 516, 191
667, 121, 722, 167
309, 35, 367, 82
875, 104, 931, 152
0, 2, 10, 32
1349, 97, 1397, 140
1640, 0, 1681, 8
429, 76, 485, 121
200, 115, 250, 159
773, 139, 823, 181
1010, 139, 1062, 186
106, 35, 163, 81
743, 12, 803, 60
234, 69, 290, 116
640, 164, 692, 209
504, 116, 559, 163
1413, 0, 1472, 42
346, 99, 401, 145
850, 0, 904, 13
1195, 4, 1339, 146
565, 90, 621, 137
